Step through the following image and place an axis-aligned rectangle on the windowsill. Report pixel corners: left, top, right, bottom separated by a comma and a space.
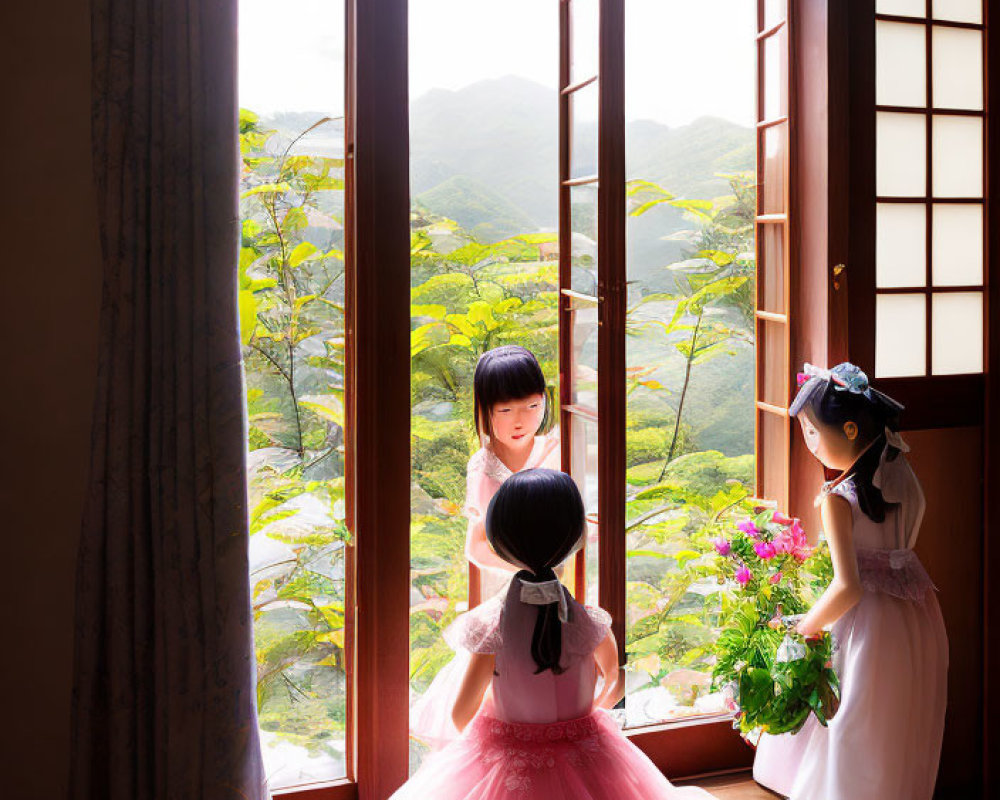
269, 777, 356, 800
678, 770, 782, 798
624, 710, 733, 736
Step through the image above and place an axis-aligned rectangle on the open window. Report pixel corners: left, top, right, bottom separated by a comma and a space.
243, 0, 839, 795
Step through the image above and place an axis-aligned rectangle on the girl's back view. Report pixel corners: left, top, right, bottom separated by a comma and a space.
390, 469, 715, 799
753, 363, 948, 799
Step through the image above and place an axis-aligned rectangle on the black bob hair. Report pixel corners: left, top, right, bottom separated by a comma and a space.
473, 345, 552, 439
790, 363, 904, 523
485, 469, 585, 675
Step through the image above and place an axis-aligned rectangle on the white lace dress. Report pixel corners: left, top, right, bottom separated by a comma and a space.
753, 441, 948, 799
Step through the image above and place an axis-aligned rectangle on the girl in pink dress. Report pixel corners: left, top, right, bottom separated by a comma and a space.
392, 469, 716, 800
411, 346, 561, 748
753, 363, 948, 799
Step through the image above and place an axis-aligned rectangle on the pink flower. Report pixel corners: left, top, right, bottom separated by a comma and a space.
772, 530, 793, 555
753, 541, 776, 560
713, 537, 732, 556
737, 518, 759, 538
769, 571, 783, 585
790, 519, 805, 539
735, 566, 752, 586
772, 511, 794, 525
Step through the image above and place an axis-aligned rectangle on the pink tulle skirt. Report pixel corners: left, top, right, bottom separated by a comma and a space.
392, 708, 714, 800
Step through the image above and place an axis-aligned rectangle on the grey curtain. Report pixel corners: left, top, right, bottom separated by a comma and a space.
70, 0, 266, 797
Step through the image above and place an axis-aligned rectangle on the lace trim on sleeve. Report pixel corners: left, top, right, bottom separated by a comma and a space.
442, 592, 504, 654
562, 603, 612, 657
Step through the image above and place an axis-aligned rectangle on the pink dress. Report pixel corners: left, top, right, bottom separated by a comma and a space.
465, 432, 562, 599
410, 432, 561, 748
392, 577, 717, 800
753, 441, 948, 799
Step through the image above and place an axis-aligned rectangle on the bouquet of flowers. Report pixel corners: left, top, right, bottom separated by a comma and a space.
710, 503, 840, 741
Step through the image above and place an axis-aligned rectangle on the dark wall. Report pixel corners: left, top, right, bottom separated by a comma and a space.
908, 428, 985, 796
0, 2, 103, 798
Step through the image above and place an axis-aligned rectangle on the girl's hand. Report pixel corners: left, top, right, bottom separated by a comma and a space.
794, 622, 824, 642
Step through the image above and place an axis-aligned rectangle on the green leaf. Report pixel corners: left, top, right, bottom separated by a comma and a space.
240, 181, 291, 199
289, 241, 319, 267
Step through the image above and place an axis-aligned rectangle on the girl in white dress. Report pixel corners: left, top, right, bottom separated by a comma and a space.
753, 362, 948, 799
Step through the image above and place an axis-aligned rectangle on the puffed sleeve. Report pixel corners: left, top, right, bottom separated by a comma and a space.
562, 602, 613, 659
442, 592, 504, 654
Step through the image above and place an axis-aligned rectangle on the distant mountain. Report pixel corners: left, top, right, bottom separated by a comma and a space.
409, 76, 753, 233
410, 76, 558, 230
254, 77, 754, 280
414, 174, 538, 242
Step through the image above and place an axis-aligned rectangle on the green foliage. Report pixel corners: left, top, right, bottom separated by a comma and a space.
241, 110, 349, 753
241, 109, 763, 745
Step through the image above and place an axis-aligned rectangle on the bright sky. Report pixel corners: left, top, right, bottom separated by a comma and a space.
239, 0, 755, 127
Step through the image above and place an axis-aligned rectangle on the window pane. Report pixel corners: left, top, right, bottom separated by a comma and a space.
877, 0, 927, 17
571, 81, 599, 179
759, 319, 787, 407
570, 412, 600, 607
572, 0, 600, 82
758, 410, 788, 508
758, 222, 786, 314
762, 25, 788, 120
626, 0, 756, 728
876, 293, 927, 377
876, 203, 926, 288
763, 0, 785, 30
408, 0, 559, 772
932, 204, 983, 286
932, 292, 984, 374
933, 0, 983, 24
239, 0, 348, 788
761, 122, 788, 213
571, 304, 600, 409
876, 21, 926, 108
571, 183, 599, 294
877, 112, 927, 197
932, 115, 983, 197
932, 27, 983, 110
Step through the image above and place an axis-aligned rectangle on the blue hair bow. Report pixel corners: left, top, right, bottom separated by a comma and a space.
795, 362, 904, 417
796, 362, 872, 399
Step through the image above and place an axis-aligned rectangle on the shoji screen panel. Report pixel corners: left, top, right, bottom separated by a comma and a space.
874, 0, 987, 379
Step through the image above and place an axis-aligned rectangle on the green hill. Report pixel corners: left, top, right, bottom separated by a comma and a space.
415, 174, 539, 243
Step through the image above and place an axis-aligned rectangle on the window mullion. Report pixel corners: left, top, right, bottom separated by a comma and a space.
596, 0, 627, 665
346, 0, 411, 796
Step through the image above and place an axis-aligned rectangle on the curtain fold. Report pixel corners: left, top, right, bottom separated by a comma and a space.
70, 0, 266, 797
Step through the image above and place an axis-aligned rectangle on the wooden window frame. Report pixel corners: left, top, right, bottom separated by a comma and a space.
845, 0, 989, 430
986, 1, 1000, 789
272, 1, 847, 797
272, 2, 415, 799
554, 0, 836, 781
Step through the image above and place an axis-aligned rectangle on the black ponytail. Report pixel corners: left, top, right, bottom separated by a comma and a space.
486, 469, 585, 675
849, 432, 894, 522
517, 566, 566, 675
